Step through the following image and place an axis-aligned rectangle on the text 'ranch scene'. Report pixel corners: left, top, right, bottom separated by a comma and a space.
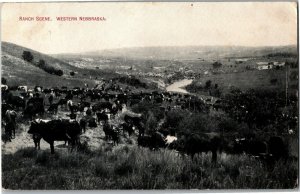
1, 2, 298, 190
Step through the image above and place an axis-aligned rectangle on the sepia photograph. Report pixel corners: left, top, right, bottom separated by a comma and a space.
1, 2, 299, 190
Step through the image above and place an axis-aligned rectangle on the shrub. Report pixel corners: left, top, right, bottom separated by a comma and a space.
212, 61, 222, 68
22, 51, 33, 62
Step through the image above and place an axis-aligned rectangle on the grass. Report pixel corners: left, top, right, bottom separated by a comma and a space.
2, 145, 298, 190
187, 68, 298, 95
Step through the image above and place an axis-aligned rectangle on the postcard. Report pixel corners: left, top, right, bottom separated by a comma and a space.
1, 2, 298, 190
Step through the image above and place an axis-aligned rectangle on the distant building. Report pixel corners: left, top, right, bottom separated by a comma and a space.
256, 62, 273, 70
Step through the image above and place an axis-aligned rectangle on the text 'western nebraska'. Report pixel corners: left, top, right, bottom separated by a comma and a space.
56, 17, 106, 21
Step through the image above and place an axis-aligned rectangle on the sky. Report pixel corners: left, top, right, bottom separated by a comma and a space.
1, 2, 298, 54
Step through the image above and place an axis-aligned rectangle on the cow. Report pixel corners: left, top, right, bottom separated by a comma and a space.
226, 137, 268, 157
175, 133, 223, 164
124, 114, 144, 137
5, 109, 17, 139
28, 119, 81, 154
7, 95, 26, 110
87, 117, 97, 128
92, 102, 113, 112
32, 133, 42, 150
48, 103, 59, 114
24, 99, 45, 119
103, 122, 120, 145
79, 118, 87, 133
165, 135, 178, 147
137, 131, 166, 150
121, 122, 134, 137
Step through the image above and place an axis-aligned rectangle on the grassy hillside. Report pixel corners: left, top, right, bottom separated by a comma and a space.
186, 68, 298, 95
1, 42, 118, 88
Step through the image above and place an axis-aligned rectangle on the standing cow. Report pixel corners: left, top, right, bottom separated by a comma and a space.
28, 119, 81, 154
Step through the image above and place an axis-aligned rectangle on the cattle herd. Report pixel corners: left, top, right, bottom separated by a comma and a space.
1, 80, 294, 166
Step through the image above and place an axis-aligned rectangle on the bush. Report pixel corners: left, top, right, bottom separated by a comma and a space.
22, 51, 33, 62
165, 109, 189, 129
212, 61, 222, 68
70, 71, 75, 76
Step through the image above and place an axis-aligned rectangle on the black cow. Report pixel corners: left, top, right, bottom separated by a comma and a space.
32, 133, 42, 150
24, 100, 45, 119
227, 137, 268, 157
137, 132, 166, 150
103, 122, 120, 145
176, 133, 223, 163
79, 118, 87, 133
124, 115, 144, 136
48, 103, 59, 114
121, 122, 134, 137
96, 112, 109, 124
92, 102, 113, 112
28, 119, 81, 154
88, 117, 97, 128
7, 95, 25, 110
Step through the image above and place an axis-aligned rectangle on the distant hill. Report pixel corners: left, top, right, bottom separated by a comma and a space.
57, 45, 298, 60
2, 41, 78, 72
1, 42, 117, 88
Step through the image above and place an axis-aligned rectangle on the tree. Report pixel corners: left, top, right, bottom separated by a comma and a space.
22, 51, 33, 62
212, 61, 222, 68
70, 71, 75, 76
55, 70, 63, 76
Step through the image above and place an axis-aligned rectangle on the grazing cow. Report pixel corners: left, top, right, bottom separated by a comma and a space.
28, 119, 81, 154
138, 132, 166, 150
228, 137, 268, 157
176, 133, 223, 163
